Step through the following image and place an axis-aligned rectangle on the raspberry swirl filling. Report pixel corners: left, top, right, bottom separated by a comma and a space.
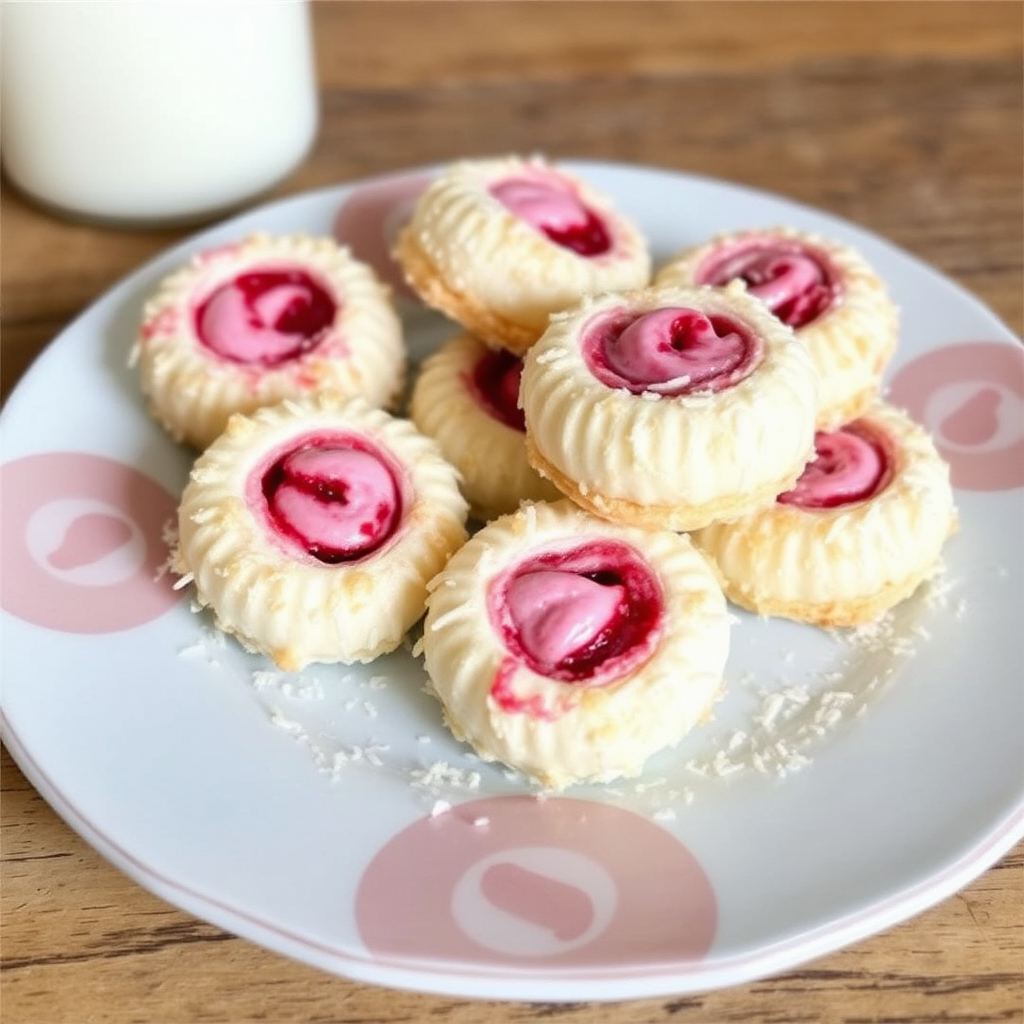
697, 239, 840, 328
583, 306, 762, 396
195, 267, 337, 366
778, 421, 893, 509
489, 541, 663, 707
468, 348, 526, 431
489, 174, 612, 257
252, 433, 402, 563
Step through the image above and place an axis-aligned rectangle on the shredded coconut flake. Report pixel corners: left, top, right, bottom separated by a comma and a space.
269, 709, 302, 734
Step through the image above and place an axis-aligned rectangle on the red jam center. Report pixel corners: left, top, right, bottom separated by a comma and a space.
697, 239, 839, 328
195, 267, 337, 366
489, 175, 612, 257
488, 540, 663, 692
256, 433, 401, 563
468, 348, 526, 431
778, 420, 893, 509
582, 306, 762, 396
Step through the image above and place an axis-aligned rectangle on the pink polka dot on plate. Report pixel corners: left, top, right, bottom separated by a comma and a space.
887, 341, 1024, 491
0, 452, 184, 632
355, 795, 716, 969
333, 171, 434, 299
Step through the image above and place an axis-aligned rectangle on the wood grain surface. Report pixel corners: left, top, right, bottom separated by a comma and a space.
2, 3, 1022, 1022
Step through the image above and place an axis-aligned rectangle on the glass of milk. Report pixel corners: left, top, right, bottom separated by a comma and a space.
1, 0, 319, 227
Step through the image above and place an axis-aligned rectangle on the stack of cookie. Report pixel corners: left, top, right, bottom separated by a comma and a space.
396, 156, 956, 632
136, 155, 957, 790
394, 156, 956, 787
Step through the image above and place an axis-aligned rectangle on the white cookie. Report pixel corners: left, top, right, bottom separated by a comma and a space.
174, 395, 468, 670
134, 232, 405, 449
422, 500, 730, 790
395, 155, 651, 353
691, 401, 958, 627
521, 283, 820, 531
656, 226, 898, 429
409, 332, 562, 520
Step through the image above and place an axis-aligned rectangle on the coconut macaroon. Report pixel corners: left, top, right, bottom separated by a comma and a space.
421, 500, 730, 790
134, 232, 406, 450
173, 395, 468, 670
655, 226, 898, 429
520, 283, 820, 532
409, 332, 562, 521
394, 155, 651, 354
690, 401, 958, 628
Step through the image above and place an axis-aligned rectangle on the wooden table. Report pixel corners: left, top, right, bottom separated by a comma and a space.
3, 3, 1021, 1021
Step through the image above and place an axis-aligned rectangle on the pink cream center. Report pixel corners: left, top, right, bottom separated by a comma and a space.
195, 267, 336, 366
583, 306, 762, 396
468, 348, 526, 431
489, 175, 611, 257
253, 433, 401, 563
506, 571, 628, 669
697, 239, 839, 328
489, 541, 663, 707
778, 421, 893, 509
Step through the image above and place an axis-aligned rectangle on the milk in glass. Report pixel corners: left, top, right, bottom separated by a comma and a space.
1, 1, 319, 225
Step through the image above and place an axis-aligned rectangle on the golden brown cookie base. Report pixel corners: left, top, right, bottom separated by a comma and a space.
716, 554, 952, 628
394, 229, 542, 355
526, 435, 801, 532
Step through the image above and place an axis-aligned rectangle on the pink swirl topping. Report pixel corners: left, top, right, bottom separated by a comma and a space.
468, 348, 525, 431
697, 238, 839, 328
778, 421, 893, 509
506, 570, 627, 669
195, 268, 336, 366
583, 306, 762, 396
489, 174, 611, 257
255, 434, 401, 563
489, 541, 663, 697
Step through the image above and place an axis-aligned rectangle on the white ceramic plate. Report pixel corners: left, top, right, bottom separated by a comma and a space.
2, 162, 1022, 1002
